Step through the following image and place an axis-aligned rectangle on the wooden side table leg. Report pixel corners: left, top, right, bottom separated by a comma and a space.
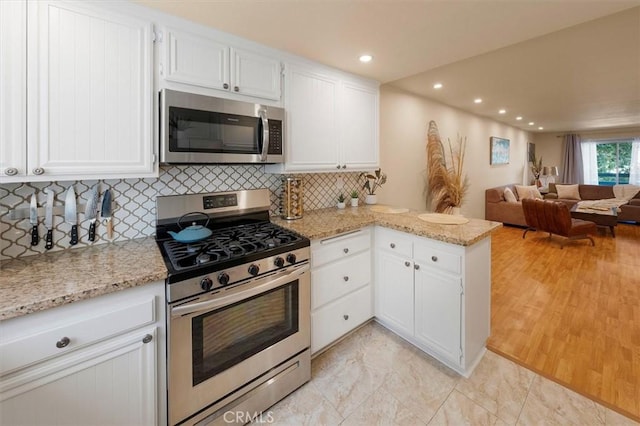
610, 225, 616, 238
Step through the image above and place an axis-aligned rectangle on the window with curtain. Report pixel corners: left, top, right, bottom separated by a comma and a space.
582, 138, 640, 185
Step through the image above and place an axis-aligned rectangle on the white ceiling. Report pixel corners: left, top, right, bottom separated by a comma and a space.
137, 0, 640, 133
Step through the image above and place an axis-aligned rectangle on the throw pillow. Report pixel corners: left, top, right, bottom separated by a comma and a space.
503, 187, 517, 203
556, 184, 581, 200
515, 185, 543, 200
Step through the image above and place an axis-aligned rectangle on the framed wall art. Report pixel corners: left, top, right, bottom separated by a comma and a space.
490, 137, 510, 165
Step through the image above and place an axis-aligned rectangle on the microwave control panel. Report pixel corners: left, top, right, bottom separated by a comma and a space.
268, 120, 283, 155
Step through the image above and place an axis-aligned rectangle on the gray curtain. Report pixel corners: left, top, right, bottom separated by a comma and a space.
561, 134, 583, 184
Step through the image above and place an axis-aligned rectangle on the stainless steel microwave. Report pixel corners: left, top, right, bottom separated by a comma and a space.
160, 89, 284, 164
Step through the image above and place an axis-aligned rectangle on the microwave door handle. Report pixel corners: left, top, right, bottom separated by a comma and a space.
171, 264, 309, 318
259, 109, 269, 162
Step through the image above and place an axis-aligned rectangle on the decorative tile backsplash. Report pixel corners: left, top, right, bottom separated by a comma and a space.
0, 166, 364, 259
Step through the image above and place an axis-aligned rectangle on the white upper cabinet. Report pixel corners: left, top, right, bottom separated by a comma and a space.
162, 28, 281, 101
266, 62, 379, 173
283, 64, 340, 171
1, 0, 156, 183
165, 28, 229, 90
340, 80, 379, 169
0, 0, 27, 179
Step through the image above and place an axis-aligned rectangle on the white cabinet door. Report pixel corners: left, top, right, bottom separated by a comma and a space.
232, 48, 281, 100
0, 328, 157, 426
0, 0, 27, 180
165, 28, 229, 91
27, 0, 154, 180
414, 266, 462, 366
340, 80, 379, 169
284, 64, 340, 171
375, 250, 414, 336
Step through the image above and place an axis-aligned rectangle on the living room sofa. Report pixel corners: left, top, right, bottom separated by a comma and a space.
485, 184, 528, 226
485, 183, 640, 226
545, 183, 640, 223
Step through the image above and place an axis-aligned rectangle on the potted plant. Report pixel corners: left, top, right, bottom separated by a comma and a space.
350, 190, 359, 207
337, 193, 346, 209
359, 168, 387, 204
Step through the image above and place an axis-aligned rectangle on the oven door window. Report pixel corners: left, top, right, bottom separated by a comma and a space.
191, 281, 299, 386
169, 106, 260, 154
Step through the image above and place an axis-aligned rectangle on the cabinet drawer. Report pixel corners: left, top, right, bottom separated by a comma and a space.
312, 229, 371, 267
375, 227, 413, 258
0, 297, 155, 375
312, 251, 371, 309
311, 285, 372, 354
414, 243, 461, 276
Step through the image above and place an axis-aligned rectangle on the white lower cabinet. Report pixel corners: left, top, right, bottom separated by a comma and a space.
310, 228, 373, 354
374, 227, 490, 377
374, 250, 414, 336
0, 282, 166, 425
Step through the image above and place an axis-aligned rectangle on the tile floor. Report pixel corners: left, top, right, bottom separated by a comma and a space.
266, 321, 639, 425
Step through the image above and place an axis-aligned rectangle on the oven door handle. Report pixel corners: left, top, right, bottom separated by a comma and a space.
171, 264, 309, 318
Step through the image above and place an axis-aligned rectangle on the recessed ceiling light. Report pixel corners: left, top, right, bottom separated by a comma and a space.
433, 83, 443, 89
474, 98, 482, 104
528, 122, 535, 125
498, 109, 506, 114
538, 127, 544, 130
516, 116, 523, 121
359, 54, 373, 63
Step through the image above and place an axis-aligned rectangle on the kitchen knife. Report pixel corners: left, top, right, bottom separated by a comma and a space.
64, 186, 78, 245
29, 193, 39, 246
101, 189, 113, 239
85, 185, 99, 242
45, 189, 54, 250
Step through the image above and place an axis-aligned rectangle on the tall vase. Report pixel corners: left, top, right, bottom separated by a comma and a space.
365, 194, 377, 205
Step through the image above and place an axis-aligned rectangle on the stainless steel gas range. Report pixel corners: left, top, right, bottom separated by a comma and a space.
155, 189, 311, 426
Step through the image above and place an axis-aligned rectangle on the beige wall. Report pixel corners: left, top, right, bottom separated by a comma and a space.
377, 85, 531, 219
533, 126, 640, 184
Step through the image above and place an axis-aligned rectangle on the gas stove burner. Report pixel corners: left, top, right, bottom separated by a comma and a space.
196, 253, 211, 264
186, 244, 199, 253
264, 238, 280, 248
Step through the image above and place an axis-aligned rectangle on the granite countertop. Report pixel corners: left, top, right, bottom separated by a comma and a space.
272, 205, 502, 245
1, 206, 500, 322
0, 237, 167, 321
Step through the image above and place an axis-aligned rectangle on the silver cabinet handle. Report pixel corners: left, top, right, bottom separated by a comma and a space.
5, 167, 18, 176
431, 256, 438, 262
404, 261, 411, 267
32, 167, 45, 175
223, 83, 229, 89
234, 86, 239, 92
343, 248, 349, 254
336, 165, 341, 169
343, 276, 349, 282
390, 243, 396, 248
342, 165, 347, 169
414, 264, 420, 270
343, 314, 349, 320
142, 334, 153, 344
56, 337, 70, 348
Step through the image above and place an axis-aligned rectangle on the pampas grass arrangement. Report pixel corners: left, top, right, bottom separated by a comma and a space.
426, 120, 469, 214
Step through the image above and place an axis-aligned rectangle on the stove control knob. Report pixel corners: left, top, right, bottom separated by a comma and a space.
286, 253, 297, 264
200, 277, 213, 291
217, 272, 230, 286
274, 257, 285, 268
248, 264, 260, 276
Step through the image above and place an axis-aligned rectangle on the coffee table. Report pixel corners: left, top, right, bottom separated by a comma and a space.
570, 204, 617, 238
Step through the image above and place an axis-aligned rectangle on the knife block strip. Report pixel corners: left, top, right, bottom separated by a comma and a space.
7, 202, 118, 221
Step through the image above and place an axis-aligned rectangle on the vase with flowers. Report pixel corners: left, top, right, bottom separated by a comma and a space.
530, 154, 543, 187
359, 168, 387, 205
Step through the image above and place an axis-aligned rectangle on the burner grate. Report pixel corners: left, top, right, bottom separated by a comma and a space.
162, 222, 304, 271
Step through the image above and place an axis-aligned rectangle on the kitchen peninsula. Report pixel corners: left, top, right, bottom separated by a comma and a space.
274, 206, 501, 377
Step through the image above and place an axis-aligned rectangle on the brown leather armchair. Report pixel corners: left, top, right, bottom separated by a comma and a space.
521, 199, 597, 248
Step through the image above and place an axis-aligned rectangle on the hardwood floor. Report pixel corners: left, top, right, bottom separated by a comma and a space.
487, 223, 640, 422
